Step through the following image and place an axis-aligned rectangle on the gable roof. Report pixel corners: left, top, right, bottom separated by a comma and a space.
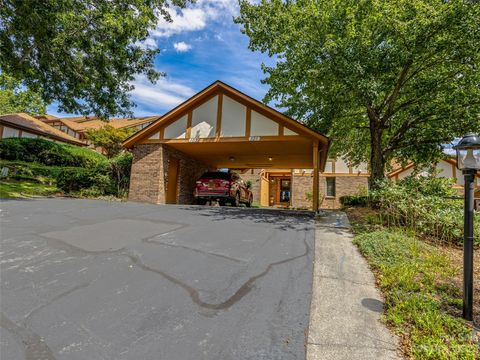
0, 113, 86, 146
122, 80, 329, 148
55, 116, 158, 133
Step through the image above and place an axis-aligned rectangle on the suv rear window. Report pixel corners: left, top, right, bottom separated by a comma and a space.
199, 172, 231, 180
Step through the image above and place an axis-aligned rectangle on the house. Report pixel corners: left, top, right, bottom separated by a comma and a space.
36, 115, 158, 142
0, 113, 86, 146
388, 158, 480, 209
121, 80, 377, 210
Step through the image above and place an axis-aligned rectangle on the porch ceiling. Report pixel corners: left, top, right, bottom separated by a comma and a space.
164, 137, 320, 169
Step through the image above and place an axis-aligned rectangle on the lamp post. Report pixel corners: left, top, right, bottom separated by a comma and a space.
454, 133, 480, 321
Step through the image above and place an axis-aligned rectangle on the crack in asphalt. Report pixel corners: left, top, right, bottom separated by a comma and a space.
123, 232, 310, 310
144, 238, 247, 264
0, 313, 57, 360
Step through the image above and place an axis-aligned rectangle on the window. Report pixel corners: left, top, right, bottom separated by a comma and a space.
326, 177, 336, 197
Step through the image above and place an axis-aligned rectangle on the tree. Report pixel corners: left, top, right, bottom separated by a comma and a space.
0, 0, 191, 118
85, 125, 136, 158
0, 72, 46, 114
236, 0, 480, 186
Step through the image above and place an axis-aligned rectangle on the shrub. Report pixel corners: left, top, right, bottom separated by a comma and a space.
109, 152, 133, 197
340, 194, 369, 206
371, 176, 479, 246
0, 160, 71, 179
56, 168, 96, 192
0, 138, 108, 168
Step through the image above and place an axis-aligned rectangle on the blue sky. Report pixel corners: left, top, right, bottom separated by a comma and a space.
47, 0, 274, 118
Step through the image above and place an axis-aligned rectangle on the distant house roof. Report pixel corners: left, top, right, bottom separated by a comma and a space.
52, 116, 159, 133
34, 114, 58, 121
0, 113, 86, 146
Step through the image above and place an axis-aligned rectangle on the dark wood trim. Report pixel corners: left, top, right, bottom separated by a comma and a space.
245, 108, 251, 138
216, 93, 223, 138
186, 111, 193, 139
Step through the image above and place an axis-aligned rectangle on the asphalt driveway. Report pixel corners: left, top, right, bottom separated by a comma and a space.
0, 199, 314, 360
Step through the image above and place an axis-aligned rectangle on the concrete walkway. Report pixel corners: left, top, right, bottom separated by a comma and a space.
306, 212, 401, 360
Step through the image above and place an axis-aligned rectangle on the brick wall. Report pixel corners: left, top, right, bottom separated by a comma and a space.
287, 173, 369, 210
129, 144, 209, 204
291, 175, 313, 209
240, 169, 262, 204
321, 176, 369, 209
129, 144, 164, 203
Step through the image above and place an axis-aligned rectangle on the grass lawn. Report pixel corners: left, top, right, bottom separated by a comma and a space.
348, 208, 479, 359
0, 179, 59, 198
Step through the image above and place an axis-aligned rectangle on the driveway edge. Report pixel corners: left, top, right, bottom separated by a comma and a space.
306, 212, 402, 360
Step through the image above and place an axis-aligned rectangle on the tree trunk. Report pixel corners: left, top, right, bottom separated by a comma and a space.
369, 118, 386, 189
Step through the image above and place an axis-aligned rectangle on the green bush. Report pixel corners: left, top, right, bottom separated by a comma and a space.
1, 160, 67, 179
371, 176, 478, 246
0, 139, 133, 198
340, 194, 369, 206
0, 138, 108, 168
109, 152, 133, 197
56, 168, 96, 192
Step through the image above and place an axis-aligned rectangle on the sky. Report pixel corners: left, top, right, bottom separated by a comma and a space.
47, 0, 275, 118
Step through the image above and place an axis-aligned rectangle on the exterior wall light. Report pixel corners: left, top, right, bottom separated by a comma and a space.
453, 133, 480, 321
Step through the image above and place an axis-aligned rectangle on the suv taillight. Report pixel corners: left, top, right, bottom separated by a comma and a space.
196, 180, 203, 186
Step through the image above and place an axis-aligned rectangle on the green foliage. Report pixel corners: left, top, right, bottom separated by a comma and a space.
0, 138, 108, 168
237, 0, 480, 184
340, 184, 369, 206
109, 151, 133, 197
0, 138, 133, 197
245, 180, 253, 189
354, 230, 479, 359
0, 179, 58, 198
0, 160, 75, 180
0, 72, 46, 114
371, 176, 478, 246
0, 138, 133, 198
0, 0, 191, 117
55, 168, 97, 193
340, 194, 369, 207
85, 125, 136, 158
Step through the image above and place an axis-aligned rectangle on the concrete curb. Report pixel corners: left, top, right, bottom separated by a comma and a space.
306, 212, 402, 360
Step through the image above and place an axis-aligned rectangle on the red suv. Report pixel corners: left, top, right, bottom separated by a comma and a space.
194, 171, 253, 207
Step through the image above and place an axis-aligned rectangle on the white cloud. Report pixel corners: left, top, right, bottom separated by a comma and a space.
129, 75, 195, 112
151, 0, 239, 38
173, 41, 192, 52
141, 37, 158, 50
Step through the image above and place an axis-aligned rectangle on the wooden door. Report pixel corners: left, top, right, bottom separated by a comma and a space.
166, 157, 179, 204
260, 172, 269, 207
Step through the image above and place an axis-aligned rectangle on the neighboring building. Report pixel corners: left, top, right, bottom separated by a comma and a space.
387, 157, 479, 188
240, 158, 369, 210
0, 113, 86, 146
388, 158, 480, 209
37, 115, 158, 141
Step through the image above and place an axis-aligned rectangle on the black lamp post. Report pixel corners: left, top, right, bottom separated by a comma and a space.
454, 133, 480, 321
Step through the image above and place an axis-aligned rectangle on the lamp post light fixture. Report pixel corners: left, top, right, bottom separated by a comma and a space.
453, 133, 480, 321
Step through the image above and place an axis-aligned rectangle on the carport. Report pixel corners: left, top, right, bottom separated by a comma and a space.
123, 81, 330, 212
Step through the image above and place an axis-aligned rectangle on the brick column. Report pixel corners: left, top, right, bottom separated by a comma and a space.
128, 144, 210, 205
128, 144, 165, 204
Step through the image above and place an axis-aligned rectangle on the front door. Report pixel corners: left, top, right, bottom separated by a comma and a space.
166, 157, 179, 204
279, 178, 291, 204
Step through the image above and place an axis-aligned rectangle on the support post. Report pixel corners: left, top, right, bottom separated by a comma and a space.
463, 169, 475, 321
313, 142, 319, 212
